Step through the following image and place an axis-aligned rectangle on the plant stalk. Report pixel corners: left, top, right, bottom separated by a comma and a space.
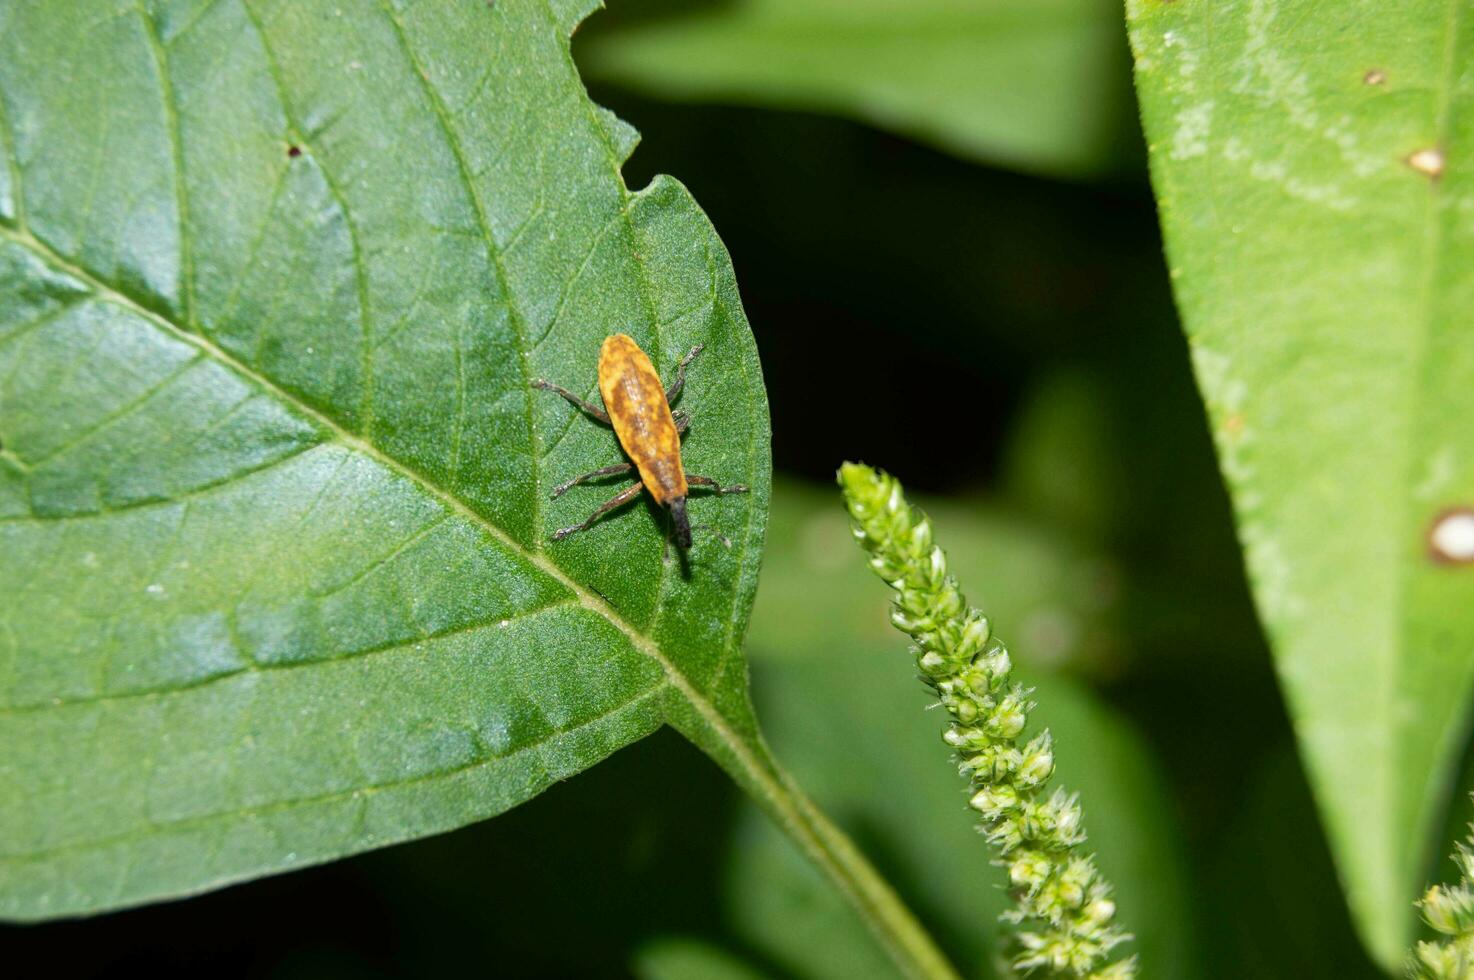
671, 701, 961, 980
774, 759, 964, 980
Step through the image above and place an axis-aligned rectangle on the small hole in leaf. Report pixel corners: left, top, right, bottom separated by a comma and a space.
287, 144, 302, 158
1429, 508, 1474, 565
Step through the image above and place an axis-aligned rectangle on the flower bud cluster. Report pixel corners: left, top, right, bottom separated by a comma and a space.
1411, 835, 1474, 978
839, 463, 1134, 979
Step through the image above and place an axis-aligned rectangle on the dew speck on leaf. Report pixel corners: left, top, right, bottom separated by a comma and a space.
1429, 508, 1474, 565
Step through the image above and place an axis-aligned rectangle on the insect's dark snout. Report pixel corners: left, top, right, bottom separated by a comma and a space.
669, 496, 693, 549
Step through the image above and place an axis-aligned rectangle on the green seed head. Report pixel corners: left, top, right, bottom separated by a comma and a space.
839, 463, 1134, 978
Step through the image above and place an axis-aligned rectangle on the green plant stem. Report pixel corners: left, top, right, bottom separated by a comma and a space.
762, 747, 964, 980
668, 708, 960, 980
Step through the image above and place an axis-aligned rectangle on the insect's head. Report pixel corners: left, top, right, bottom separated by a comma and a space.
669, 496, 693, 549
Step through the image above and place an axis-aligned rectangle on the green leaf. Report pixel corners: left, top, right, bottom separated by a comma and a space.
735, 481, 1200, 978
576, 0, 1135, 177
633, 937, 772, 980
1127, 0, 1474, 966
0, 0, 772, 919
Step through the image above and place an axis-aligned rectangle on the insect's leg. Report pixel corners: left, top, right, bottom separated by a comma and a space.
552, 481, 646, 540
672, 409, 690, 435
551, 462, 633, 499
685, 474, 749, 495
664, 344, 705, 404
692, 523, 734, 548
530, 379, 610, 424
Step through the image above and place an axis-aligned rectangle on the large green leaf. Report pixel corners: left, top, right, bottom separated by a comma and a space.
733, 481, 1200, 978
575, 0, 1135, 177
0, 0, 771, 919
1127, 0, 1474, 966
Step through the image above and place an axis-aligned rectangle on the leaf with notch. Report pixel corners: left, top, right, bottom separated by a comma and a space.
0, 0, 769, 919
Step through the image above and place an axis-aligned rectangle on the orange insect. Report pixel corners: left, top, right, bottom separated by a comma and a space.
532, 334, 748, 548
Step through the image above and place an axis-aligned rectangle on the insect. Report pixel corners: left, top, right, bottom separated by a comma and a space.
532, 334, 748, 548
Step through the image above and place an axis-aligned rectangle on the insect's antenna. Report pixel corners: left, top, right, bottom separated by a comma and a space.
693, 523, 733, 549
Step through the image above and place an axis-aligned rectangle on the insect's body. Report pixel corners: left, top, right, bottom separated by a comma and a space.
599, 334, 687, 506
532, 333, 747, 550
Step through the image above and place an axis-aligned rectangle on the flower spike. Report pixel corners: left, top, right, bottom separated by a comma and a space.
840, 462, 1135, 979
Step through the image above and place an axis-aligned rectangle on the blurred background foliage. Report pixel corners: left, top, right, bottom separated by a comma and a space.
8, 0, 1448, 976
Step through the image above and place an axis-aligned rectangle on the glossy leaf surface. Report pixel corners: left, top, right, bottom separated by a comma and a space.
0, 0, 769, 919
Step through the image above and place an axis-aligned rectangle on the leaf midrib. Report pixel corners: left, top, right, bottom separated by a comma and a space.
1395, 0, 1462, 881
0, 218, 779, 828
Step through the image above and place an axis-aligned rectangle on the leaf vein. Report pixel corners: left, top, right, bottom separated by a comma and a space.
0, 293, 90, 355
1, 681, 665, 865
372, 0, 544, 543
1392, 0, 1462, 867
0, 434, 320, 525
135, 3, 194, 327
530, 206, 627, 352
0, 65, 25, 228
237, 0, 375, 437
0, 595, 580, 716
25, 353, 205, 468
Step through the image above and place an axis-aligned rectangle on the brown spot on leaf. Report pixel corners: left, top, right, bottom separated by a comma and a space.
1428, 507, 1474, 565
1363, 69, 1387, 86
287, 144, 302, 158
1407, 147, 1445, 179
1223, 413, 1245, 436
